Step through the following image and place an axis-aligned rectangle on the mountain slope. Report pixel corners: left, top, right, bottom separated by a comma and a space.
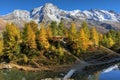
0, 18, 6, 31
0, 3, 120, 31
0, 10, 31, 28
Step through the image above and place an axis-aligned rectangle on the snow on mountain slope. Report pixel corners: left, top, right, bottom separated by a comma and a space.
30, 3, 120, 23
83, 10, 120, 22
31, 3, 67, 22
0, 10, 31, 28
67, 10, 86, 20
1, 10, 31, 21
0, 3, 120, 30
1, 3, 120, 23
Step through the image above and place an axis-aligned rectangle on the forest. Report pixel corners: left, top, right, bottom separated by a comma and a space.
0, 21, 120, 66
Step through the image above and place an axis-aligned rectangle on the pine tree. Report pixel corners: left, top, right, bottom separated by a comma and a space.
102, 35, 113, 48
58, 47, 64, 57
91, 27, 99, 46
3, 23, 21, 61
22, 23, 36, 49
68, 22, 77, 41
117, 31, 120, 45
108, 37, 115, 47
37, 23, 50, 49
58, 21, 66, 36
50, 21, 58, 36
65, 30, 69, 38
102, 35, 108, 47
81, 21, 90, 39
109, 30, 116, 41
46, 25, 53, 39
0, 36, 3, 56
99, 33, 103, 46
28, 21, 39, 35
79, 28, 89, 51
99, 33, 103, 41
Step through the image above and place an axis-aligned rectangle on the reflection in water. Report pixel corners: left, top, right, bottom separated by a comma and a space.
88, 72, 100, 80
0, 63, 120, 80
73, 72, 100, 80
73, 63, 120, 80
100, 64, 120, 80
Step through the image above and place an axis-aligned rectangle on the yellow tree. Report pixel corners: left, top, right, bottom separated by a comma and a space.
79, 28, 89, 51
99, 33, 103, 45
23, 23, 36, 49
64, 28, 68, 38
91, 27, 99, 46
0, 37, 3, 56
46, 25, 52, 39
28, 21, 39, 35
82, 21, 90, 39
38, 23, 50, 49
108, 37, 115, 47
3, 23, 21, 60
99, 33, 103, 41
68, 22, 77, 41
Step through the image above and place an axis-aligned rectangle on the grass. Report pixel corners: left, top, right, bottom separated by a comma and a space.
0, 69, 63, 80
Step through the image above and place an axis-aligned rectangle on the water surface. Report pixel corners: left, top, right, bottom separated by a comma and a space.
0, 63, 120, 80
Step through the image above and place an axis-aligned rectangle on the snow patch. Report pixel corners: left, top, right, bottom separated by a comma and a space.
102, 65, 119, 73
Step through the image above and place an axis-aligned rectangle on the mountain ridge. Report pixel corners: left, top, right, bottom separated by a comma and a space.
0, 3, 120, 31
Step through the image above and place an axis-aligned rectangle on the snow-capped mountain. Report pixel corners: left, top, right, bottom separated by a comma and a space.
83, 10, 120, 22
1, 10, 31, 21
0, 3, 120, 30
30, 3, 120, 23
2, 3, 120, 23
31, 3, 64, 23
0, 10, 31, 28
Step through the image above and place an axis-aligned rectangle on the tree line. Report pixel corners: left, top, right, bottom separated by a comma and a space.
0, 21, 119, 64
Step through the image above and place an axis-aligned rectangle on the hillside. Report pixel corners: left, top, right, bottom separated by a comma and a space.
0, 18, 6, 31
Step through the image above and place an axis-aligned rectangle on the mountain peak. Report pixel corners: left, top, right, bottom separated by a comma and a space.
44, 3, 55, 7
12, 9, 30, 15
1, 3, 120, 30
31, 3, 56, 13
45, 3, 60, 8
0, 3, 120, 31
31, 3, 61, 22
43, 3, 58, 11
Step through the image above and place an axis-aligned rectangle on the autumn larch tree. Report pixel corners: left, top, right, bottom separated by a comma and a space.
22, 23, 37, 54
37, 23, 50, 50
27, 21, 39, 36
58, 21, 66, 36
68, 22, 77, 41
81, 21, 90, 39
117, 31, 120, 46
91, 27, 99, 46
50, 21, 58, 36
0, 33, 3, 56
3, 23, 21, 61
46, 25, 53, 39
79, 28, 89, 51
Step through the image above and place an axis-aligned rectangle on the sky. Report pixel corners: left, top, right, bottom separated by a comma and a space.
0, 0, 120, 15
